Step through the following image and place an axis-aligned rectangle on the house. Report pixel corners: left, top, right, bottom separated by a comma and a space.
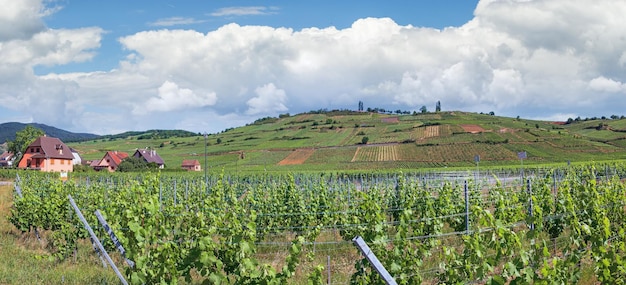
17, 136, 74, 172
70, 148, 82, 165
0, 151, 15, 167
133, 148, 165, 168
181, 159, 201, 171
93, 151, 129, 172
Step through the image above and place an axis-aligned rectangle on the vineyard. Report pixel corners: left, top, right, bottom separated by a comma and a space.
406, 144, 518, 162
352, 145, 399, 162
7, 163, 626, 284
413, 125, 440, 140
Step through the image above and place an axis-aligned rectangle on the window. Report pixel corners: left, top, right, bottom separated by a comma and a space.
60, 159, 64, 165
50, 159, 55, 165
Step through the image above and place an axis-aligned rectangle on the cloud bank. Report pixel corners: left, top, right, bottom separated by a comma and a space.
1, 0, 626, 135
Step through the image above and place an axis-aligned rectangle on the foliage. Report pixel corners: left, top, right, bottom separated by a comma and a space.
7, 125, 44, 163
73, 164, 95, 172
117, 156, 159, 172
9, 163, 626, 283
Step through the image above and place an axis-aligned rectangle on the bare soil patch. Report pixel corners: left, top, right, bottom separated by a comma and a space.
277, 148, 316, 165
460, 124, 485, 133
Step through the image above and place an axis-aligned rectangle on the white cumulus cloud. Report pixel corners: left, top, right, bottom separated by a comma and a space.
246, 83, 288, 115
589, 76, 625, 93
136, 80, 217, 114
3, 0, 626, 134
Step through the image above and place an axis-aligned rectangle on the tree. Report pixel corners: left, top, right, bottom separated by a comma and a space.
420, 106, 427, 113
361, 136, 369, 144
117, 156, 159, 172
8, 125, 44, 163
435, 101, 441, 112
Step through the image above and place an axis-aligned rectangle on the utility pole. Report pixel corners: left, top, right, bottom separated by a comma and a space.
204, 132, 208, 186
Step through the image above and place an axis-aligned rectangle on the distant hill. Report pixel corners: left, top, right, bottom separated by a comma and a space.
0, 122, 100, 144
67, 110, 626, 172
99, 129, 198, 141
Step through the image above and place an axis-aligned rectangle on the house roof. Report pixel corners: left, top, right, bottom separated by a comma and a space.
134, 149, 164, 165
0, 151, 13, 160
25, 136, 74, 160
104, 151, 129, 166
181, 159, 200, 167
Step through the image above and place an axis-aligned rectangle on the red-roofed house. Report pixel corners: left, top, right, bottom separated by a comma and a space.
0, 151, 15, 167
17, 136, 74, 172
181, 159, 201, 171
133, 148, 165, 169
93, 151, 129, 172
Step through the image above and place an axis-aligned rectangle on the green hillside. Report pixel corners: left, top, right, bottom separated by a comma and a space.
68, 110, 626, 173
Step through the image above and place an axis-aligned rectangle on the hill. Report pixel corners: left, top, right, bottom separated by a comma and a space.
68, 110, 626, 173
99, 129, 198, 140
0, 122, 100, 144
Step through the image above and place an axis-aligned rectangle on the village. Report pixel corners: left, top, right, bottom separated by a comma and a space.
0, 135, 201, 173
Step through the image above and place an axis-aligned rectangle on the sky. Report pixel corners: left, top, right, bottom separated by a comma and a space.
1, 0, 626, 135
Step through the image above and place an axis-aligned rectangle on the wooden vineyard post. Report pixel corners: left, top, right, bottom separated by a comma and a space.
527, 179, 534, 230
327, 255, 331, 285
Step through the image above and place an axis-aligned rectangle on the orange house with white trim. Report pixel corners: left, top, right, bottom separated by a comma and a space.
17, 136, 74, 172
93, 151, 129, 172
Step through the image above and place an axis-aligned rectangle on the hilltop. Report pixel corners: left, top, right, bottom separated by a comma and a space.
67, 110, 626, 173
0, 122, 100, 144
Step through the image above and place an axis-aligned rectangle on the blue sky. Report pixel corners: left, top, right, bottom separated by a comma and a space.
1, 0, 626, 135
